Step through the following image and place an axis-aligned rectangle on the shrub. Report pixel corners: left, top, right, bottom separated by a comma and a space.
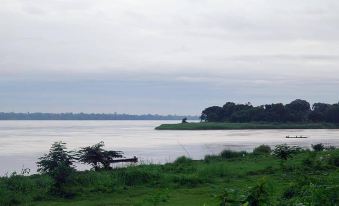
253, 145, 272, 155
328, 152, 339, 167
173, 156, 193, 164
77, 141, 123, 171
220, 150, 247, 159
312, 143, 325, 152
272, 144, 303, 160
245, 179, 271, 206
36, 142, 76, 196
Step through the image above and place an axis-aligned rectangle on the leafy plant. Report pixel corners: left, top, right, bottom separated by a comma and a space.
253, 145, 272, 155
77, 141, 123, 171
220, 150, 247, 159
272, 144, 302, 161
36, 142, 76, 196
312, 143, 325, 152
244, 179, 271, 206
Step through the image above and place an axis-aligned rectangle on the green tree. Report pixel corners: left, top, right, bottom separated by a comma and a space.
37, 142, 75, 173
36, 142, 76, 196
77, 141, 123, 171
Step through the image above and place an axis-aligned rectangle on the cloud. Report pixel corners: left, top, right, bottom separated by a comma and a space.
0, 0, 339, 113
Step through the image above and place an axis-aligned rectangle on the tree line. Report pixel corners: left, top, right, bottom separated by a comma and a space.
0, 112, 198, 120
200, 99, 339, 123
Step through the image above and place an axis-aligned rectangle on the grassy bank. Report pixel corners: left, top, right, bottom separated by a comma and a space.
155, 122, 339, 130
1, 147, 338, 205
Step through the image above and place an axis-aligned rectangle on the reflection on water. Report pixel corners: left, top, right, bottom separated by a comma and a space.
0, 120, 338, 174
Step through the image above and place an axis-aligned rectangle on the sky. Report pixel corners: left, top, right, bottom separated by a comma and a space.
1, 0, 339, 115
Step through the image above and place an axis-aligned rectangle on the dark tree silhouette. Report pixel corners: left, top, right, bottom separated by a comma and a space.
77, 141, 124, 171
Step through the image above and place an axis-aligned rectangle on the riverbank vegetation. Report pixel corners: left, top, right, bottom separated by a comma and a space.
157, 99, 339, 130
200, 99, 339, 123
0, 143, 338, 205
155, 122, 339, 130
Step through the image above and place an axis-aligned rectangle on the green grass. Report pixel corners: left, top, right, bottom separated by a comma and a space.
1, 148, 338, 205
155, 122, 339, 130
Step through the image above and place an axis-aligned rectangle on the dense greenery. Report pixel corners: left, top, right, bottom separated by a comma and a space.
201, 99, 339, 123
0, 112, 198, 120
1, 144, 338, 205
155, 122, 339, 130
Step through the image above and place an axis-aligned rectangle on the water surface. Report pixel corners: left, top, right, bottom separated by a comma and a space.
0, 120, 338, 175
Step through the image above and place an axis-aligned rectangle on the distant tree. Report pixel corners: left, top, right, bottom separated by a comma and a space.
200, 99, 338, 124
309, 103, 331, 122
77, 141, 123, 171
285, 99, 311, 112
263, 103, 286, 122
325, 103, 339, 123
200, 106, 225, 122
285, 99, 311, 122
222, 102, 237, 119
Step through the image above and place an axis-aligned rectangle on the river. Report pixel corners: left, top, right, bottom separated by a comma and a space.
0, 120, 338, 175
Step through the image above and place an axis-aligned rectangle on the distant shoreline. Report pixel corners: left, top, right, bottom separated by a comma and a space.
155, 122, 339, 130
0, 112, 199, 121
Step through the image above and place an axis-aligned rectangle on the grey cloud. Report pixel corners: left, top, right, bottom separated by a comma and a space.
1, 0, 339, 113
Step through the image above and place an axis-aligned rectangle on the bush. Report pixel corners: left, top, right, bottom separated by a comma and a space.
328, 152, 339, 167
36, 142, 76, 197
272, 144, 303, 160
312, 143, 325, 152
173, 156, 193, 164
245, 179, 271, 206
253, 145, 272, 155
220, 150, 247, 159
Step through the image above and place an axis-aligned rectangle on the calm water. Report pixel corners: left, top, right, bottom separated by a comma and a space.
0, 120, 339, 175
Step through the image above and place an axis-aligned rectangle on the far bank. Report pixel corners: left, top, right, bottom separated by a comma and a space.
155, 122, 339, 130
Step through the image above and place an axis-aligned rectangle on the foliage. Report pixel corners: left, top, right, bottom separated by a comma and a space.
173, 156, 193, 164
312, 143, 325, 152
1, 144, 339, 206
36, 142, 75, 174
77, 141, 123, 171
272, 144, 302, 160
199, 99, 339, 124
36, 142, 76, 196
327, 150, 339, 167
155, 122, 339, 130
253, 145, 272, 155
220, 150, 247, 159
245, 179, 271, 206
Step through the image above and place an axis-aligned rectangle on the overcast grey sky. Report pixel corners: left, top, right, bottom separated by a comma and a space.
1, 0, 339, 115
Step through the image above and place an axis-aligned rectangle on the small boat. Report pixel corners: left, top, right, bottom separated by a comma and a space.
286, 136, 308, 138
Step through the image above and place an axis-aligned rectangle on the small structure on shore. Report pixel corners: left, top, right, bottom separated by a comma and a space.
182, 117, 188, 123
